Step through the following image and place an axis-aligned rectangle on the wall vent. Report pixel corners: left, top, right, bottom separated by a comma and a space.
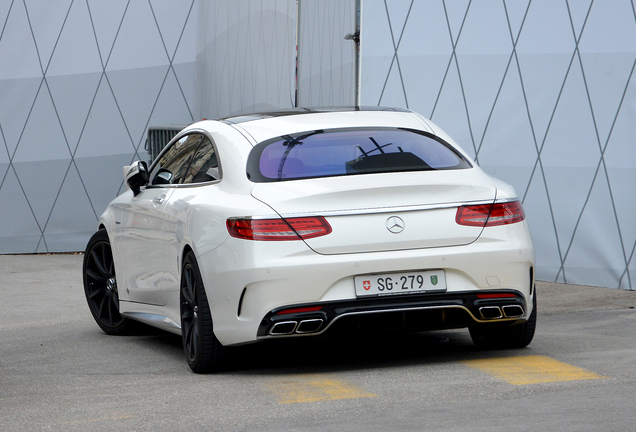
145, 126, 184, 162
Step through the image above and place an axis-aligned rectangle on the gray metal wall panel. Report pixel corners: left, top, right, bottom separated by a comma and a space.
0, 0, 197, 253
360, 0, 636, 289
195, 0, 297, 119
0, 0, 633, 290
297, 0, 357, 107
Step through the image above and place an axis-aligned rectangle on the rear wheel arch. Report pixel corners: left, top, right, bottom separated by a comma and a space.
180, 249, 228, 372
181, 244, 194, 269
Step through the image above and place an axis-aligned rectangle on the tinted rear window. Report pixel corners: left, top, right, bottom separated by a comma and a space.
247, 128, 472, 182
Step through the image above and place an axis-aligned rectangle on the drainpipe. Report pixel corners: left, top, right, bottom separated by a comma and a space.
294, 0, 302, 108
345, 0, 361, 107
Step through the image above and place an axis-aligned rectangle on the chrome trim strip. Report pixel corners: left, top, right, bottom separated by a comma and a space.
258, 304, 525, 340
250, 200, 496, 220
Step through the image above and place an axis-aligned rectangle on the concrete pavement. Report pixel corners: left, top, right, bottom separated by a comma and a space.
1, 253, 635, 432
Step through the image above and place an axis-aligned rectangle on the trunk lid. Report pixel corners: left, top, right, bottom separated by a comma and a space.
250, 169, 496, 254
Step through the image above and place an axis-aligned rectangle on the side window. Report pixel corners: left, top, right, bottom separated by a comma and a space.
181, 137, 221, 184
150, 134, 202, 185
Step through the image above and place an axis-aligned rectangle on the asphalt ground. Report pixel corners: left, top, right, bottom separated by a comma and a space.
1, 254, 635, 432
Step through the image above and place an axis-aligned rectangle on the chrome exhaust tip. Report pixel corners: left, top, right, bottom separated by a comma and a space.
502, 305, 524, 318
479, 306, 503, 320
296, 319, 323, 334
269, 321, 298, 335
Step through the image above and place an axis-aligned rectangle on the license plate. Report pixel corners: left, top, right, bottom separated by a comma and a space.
354, 270, 446, 297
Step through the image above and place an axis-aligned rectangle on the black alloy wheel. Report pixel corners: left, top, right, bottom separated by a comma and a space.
180, 250, 227, 373
83, 229, 135, 335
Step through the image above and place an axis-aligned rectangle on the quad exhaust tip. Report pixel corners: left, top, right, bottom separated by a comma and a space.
479, 305, 525, 320
502, 305, 524, 318
479, 306, 503, 320
269, 319, 324, 336
296, 319, 323, 333
269, 321, 297, 335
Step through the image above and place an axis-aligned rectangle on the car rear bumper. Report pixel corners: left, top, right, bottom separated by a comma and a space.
256, 289, 531, 339
198, 220, 534, 346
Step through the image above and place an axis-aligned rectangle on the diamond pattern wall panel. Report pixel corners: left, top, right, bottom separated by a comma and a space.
361, 0, 636, 289
0, 0, 197, 254
1, 0, 634, 291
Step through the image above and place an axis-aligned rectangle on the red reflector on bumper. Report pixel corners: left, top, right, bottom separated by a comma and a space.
476, 293, 518, 299
275, 306, 323, 315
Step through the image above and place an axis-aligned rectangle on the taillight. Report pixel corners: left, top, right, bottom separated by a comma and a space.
226, 216, 332, 241
456, 201, 525, 227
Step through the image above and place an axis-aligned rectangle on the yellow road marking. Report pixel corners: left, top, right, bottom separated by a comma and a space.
268, 374, 377, 404
462, 355, 607, 385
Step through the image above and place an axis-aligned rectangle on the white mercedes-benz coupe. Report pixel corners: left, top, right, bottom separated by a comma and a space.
83, 107, 536, 373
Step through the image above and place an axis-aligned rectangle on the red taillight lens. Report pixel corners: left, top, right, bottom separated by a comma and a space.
226, 216, 332, 241
455, 204, 492, 227
456, 201, 525, 227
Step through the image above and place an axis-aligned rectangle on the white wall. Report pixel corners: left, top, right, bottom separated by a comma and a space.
360, 0, 635, 289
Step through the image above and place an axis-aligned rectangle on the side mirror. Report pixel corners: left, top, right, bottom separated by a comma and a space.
125, 161, 149, 196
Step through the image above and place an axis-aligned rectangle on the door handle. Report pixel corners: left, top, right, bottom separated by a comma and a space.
152, 196, 165, 206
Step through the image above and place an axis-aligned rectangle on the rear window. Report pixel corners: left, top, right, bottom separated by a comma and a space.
246, 128, 472, 182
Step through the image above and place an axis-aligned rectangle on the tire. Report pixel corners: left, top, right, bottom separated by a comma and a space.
83, 229, 135, 335
469, 292, 537, 349
180, 251, 227, 373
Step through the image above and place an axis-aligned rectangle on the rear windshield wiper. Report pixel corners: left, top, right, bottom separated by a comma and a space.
357, 137, 394, 158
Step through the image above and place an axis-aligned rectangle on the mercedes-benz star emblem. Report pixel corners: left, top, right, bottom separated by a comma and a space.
386, 216, 405, 234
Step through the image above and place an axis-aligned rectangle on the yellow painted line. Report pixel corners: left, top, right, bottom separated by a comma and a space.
268, 374, 377, 404
462, 355, 607, 385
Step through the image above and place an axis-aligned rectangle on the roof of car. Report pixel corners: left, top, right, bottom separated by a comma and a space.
219, 106, 412, 125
